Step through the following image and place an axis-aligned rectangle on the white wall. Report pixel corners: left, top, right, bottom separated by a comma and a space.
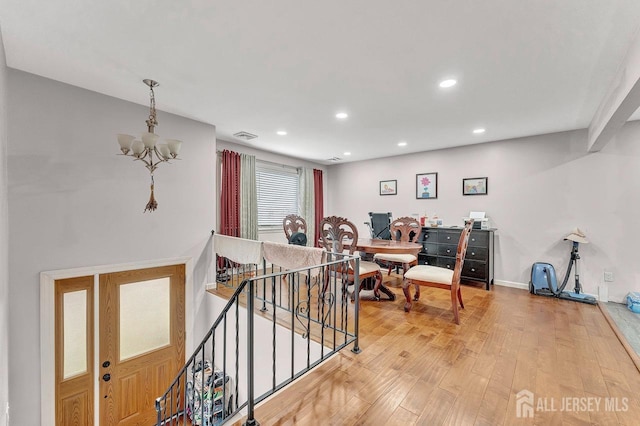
205, 293, 326, 408
7, 71, 217, 425
216, 140, 328, 244
327, 125, 640, 303
0, 28, 10, 426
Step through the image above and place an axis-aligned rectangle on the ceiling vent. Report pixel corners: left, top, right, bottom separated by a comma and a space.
327, 157, 342, 162
233, 131, 258, 141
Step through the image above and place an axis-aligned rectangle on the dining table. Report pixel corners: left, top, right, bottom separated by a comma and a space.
353, 238, 422, 300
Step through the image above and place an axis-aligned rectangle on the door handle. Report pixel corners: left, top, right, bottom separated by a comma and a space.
102, 373, 111, 382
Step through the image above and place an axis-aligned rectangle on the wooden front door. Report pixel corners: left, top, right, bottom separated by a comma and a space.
99, 264, 185, 425
55, 276, 95, 426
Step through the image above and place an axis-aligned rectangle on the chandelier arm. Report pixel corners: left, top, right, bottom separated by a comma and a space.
131, 155, 153, 169
152, 146, 170, 164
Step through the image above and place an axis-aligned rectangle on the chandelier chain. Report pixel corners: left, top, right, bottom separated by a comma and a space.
146, 84, 158, 132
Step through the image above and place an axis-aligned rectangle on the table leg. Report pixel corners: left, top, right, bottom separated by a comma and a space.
377, 284, 396, 301
373, 273, 396, 301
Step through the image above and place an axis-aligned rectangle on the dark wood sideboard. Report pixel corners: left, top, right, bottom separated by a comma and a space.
418, 226, 495, 290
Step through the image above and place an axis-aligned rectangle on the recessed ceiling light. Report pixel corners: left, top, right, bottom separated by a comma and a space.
336, 112, 348, 119
398, 141, 407, 147
343, 152, 351, 156
276, 130, 287, 136
439, 79, 457, 88
473, 128, 486, 134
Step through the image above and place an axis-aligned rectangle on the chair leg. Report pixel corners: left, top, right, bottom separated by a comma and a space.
451, 289, 460, 325
402, 279, 412, 312
372, 272, 384, 300
387, 265, 392, 276
457, 287, 464, 309
413, 284, 420, 301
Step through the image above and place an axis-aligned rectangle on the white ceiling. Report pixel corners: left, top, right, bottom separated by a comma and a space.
2, 1, 640, 164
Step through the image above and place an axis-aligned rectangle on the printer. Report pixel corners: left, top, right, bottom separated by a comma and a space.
463, 211, 489, 230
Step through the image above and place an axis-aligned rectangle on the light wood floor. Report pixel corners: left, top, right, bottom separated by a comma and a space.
229, 276, 640, 425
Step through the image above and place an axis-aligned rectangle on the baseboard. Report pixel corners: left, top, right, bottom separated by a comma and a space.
494, 279, 600, 301
494, 280, 529, 291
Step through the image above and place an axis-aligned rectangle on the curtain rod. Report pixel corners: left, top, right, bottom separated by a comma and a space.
216, 150, 301, 171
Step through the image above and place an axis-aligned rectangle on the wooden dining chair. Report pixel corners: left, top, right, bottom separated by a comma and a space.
401, 220, 474, 324
319, 216, 383, 300
373, 216, 421, 276
283, 214, 307, 244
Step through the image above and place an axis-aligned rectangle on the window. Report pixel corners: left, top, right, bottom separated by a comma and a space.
256, 163, 299, 227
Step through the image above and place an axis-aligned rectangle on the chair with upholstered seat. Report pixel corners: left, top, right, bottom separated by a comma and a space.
402, 220, 474, 324
319, 216, 383, 300
373, 216, 421, 276
283, 214, 308, 245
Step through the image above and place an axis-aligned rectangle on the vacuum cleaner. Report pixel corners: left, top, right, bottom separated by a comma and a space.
529, 228, 597, 305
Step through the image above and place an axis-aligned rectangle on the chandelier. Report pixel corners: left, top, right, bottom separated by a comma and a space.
117, 79, 182, 212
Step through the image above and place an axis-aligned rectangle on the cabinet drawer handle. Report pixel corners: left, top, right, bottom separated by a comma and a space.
471, 238, 476, 242
446, 236, 451, 240
471, 252, 475, 256
471, 268, 476, 272
446, 249, 451, 253
447, 265, 451, 269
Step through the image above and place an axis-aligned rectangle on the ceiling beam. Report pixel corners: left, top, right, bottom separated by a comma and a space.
588, 30, 640, 152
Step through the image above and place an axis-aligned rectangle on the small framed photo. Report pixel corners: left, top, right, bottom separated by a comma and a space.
416, 172, 438, 199
462, 177, 488, 196
379, 179, 397, 195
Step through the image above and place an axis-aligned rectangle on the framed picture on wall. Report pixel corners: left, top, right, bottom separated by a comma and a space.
462, 177, 488, 195
379, 180, 397, 195
416, 172, 438, 199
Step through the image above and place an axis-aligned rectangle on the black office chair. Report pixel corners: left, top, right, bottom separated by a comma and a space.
365, 212, 392, 240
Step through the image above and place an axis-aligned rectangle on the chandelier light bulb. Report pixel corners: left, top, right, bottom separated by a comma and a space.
117, 134, 135, 154
158, 144, 171, 159
131, 140, 145, 156
141, 132, 159, 149
166, 139, 182, 157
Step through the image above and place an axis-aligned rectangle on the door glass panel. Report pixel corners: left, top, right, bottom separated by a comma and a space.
63, 290, 87, 379
119, 277, 170, 361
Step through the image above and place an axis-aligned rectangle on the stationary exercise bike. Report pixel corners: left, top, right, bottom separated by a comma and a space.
529, 229, 597, 305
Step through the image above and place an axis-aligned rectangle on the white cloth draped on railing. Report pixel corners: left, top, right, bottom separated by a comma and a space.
214, 234, 263, 265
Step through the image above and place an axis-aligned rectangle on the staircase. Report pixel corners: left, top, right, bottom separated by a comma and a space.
155, 254, 361, 425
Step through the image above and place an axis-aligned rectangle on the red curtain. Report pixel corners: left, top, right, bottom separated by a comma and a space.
220, 150, 241, 237
313, 169, 324, 247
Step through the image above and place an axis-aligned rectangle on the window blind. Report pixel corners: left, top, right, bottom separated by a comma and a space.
256, 164, 299, 227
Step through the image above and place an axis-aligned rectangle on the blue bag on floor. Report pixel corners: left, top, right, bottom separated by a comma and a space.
626, 292, 640, 314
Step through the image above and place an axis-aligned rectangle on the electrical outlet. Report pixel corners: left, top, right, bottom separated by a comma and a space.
604, 271, 614, 282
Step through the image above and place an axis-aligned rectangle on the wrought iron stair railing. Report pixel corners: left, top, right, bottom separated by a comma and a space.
155, 252, 360, 426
